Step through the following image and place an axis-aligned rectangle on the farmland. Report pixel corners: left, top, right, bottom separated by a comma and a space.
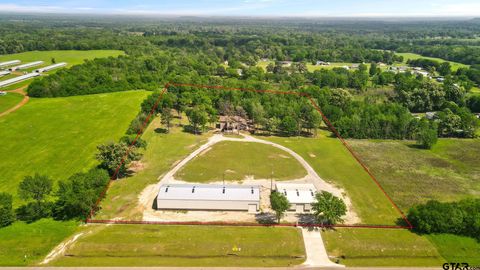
0, 90, 149, 205
48, 225, 305, 267
396, 52, 469, 70
0, 92, 23, 113
175, 141, 307, 182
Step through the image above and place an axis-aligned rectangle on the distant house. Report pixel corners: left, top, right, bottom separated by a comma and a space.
350, 64, 360, 69
316, 61, 330, 66
434, 76, 445, 82
425, 112, 437, 120
275, 183, 317, 213
216, 115, 249, 133
0, 91, 7, 96
341, 65, 350, 70
278, 61, 292, 67
156, 184, 260, 213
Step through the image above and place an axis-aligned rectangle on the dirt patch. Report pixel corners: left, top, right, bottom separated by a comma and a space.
129, 161, 145, 173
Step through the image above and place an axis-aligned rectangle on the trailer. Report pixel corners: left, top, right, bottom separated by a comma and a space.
0, 73, 40, 88
0, 70, 11, 77
35, 62, 67, 73
0, 60, 21, 68
9, 61, 44, 71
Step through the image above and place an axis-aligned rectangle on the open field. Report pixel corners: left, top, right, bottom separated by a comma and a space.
348, 139, 480, 212
0, 50, 125, 90
0, 50, 125, 68
0, 219, 78, 266
0, 92, 24, 113
48, 225, 305, 267
261, 131, 401, 225
175, 141, 307, 182
0, 90, 149, 204
427, 234, 480, 265
321, 228, 443, 266
396, 52, 469, 70
95, 116, 208, 220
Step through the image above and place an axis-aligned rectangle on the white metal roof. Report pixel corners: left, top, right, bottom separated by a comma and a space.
0, 71, 11, 77
0, 73, 40, 88
275, 183, 317, 204
35, 62, 67, 73
9, 61, 44, 71
157, 184, 260, 202
0, 60, 21, 68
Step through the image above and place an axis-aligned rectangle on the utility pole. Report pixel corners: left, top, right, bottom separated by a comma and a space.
223, 171, 225, 186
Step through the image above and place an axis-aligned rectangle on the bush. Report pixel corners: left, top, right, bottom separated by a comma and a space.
0, 193, 15, 227
16, 202, 53, 223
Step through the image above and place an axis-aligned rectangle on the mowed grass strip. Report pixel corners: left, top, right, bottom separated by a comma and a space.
49, 225, 305, 267
396, 52, 469, 71
322, 228, 444, 266
0, 219, 78, 266
0, 90, 150, 204
348, 139, 480, 211
426, 234, 480, 265
95, 116, 209, 220
0, 92, 24, 113
262, 132, 401, 225
175, 141, 307, 182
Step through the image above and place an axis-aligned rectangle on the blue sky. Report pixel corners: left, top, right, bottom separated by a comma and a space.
1, 0, 480, 17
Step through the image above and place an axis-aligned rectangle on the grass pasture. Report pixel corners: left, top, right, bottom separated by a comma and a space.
175, 141, 307, 182
0, 92, 24, 113
427, 234, 480, 265
0, 90, 149, 204
396, 52, 469, 70
348, 139, 480, 211
0, 219, 78, 266
49, 225, 305, 267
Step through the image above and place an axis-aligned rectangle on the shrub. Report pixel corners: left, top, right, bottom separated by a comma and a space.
0, 193, 15, 227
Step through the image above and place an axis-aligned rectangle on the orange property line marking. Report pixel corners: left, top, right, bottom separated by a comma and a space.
86, 82, 413, 230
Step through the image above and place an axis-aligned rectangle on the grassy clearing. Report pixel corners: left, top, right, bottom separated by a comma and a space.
261, 131, 400, 225
0, 219, 78, 266
95, 116, 208, 220
396, 52, 469, 70
0, 50, 125, 68
175, 141, 307, 182
0, 90, 149, 205
427, 234, 480, 265
321, 228, 444, 266
348, 139, 480, 212
0, 92, 24, 113
49, 225, 305, 267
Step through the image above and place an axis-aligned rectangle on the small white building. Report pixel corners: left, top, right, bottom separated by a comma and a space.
156, 184, 260, 213
276, 183, 317, 213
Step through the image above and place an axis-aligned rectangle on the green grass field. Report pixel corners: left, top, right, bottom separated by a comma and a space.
321, 228, 444, 266
0, 92, 24, 113
48, 225, 305, 267
95, 116, 209, 220
0, 50, 125, 90
348, 139, 480, 212
0, 219, 78, 266
0, 50, 125, 68
396, 52, 469, 71
427, 234, 480, 265
0, 90, 149, 205
261, 131, 401, 225
175, 141, 307, 182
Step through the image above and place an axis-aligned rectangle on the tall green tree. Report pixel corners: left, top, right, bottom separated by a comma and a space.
18, 174, 53, 205
0, 192, 14, 228
270, 191, 290, 223
416, 119, 438, 149
312, 191, 347, 226
96, 142, 142, 178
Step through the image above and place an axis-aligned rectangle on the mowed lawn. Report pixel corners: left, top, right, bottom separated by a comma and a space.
0, 219, 78, 266
348, 139, 480, 212
262, 132, 401, 225
0, 92, 24, 113
95, 116, 209, 220
175, 141, 307, 182
0, 90, 150, 205
321, 228, 444, 266
49, 225, 305, 267
396, 52, 469, 71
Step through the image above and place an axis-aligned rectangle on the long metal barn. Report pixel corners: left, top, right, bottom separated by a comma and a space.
156, 184, 260, 213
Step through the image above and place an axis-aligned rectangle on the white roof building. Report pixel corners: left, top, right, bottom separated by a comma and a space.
35, 62, 67, 73
9, 61, 44, 71
156, 184, 260, 213
275, 183, 317, 213
0, 70, 11, 77
0, 72, 40, 88
0, 60, 21, 68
